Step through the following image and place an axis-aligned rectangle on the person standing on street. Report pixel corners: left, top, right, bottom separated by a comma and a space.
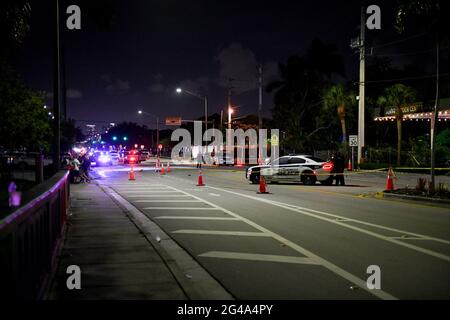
196, 151, 203, 169
334, 151, 346, 186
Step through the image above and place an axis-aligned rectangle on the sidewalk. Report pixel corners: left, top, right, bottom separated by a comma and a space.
47, 182, 187, 300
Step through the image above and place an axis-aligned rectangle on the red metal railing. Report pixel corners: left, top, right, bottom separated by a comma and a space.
0, 171, 69, 300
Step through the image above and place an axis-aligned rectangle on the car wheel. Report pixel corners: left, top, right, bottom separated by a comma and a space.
320, 176, 334, 185
301, 173, 316, 185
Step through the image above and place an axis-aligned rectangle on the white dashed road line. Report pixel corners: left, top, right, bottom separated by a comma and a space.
199, 251, 320, 265
143, 207, 221, 210
154, 216, 239, 221
134, 199, 202, 203
172, 230, 272, 237
207, 186, 450, 263
165, 184, 397, 300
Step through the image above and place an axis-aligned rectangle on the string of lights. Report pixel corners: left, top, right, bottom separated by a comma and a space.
374, 110, 449, 122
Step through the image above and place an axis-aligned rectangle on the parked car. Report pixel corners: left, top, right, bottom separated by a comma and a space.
109, 150, 119, 164
124, 150, 139, 164
3, 151, 52, 169
139, 149, 150, 161
91, 151, 112, 166
246, 155, 334, 185
217, 153, 235, 166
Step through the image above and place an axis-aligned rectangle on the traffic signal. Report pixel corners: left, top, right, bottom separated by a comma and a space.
113, 136, 117, 141
123, 136, 128, 141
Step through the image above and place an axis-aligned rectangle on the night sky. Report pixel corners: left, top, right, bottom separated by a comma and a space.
12, 0, 437, 132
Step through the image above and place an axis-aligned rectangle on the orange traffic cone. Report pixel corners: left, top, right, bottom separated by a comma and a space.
167, 162, 170, 173
385, 167, 395, 191
347, 159, 352, 171
257, 175, 270, 194
197, 170, 205, 186
129, 167, 136, 180
160, 163, 165, 175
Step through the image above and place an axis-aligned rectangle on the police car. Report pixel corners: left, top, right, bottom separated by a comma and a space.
246, 155, 334, 185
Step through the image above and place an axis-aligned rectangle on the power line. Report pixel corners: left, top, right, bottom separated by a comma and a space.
369, 32, 428, 50
369, 49, 435, 58
360, 72, 450, 84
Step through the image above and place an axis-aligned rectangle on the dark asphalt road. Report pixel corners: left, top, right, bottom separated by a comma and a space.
95, 164, 450, 299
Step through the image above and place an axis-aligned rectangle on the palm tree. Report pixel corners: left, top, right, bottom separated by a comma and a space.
324, 84, 353, 143
377, 84, 416, 166
266, 38, 345, 151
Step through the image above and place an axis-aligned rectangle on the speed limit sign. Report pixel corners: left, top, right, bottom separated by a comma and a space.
349, 135, 358, 147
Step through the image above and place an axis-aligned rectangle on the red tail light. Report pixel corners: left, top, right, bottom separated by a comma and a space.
322, 161, 334, 172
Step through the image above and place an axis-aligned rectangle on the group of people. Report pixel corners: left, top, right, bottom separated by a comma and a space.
64, 153, 91, 184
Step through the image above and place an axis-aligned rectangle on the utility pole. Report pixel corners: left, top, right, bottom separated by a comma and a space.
258, 64, 263, 164
156, 116, 160, 149
430, 38, 440, 189
53, 0, 61, 174
258, 64, 263, 130
227, 85, 232, 130
357, 4, 365, 166
61, 43, 67, 122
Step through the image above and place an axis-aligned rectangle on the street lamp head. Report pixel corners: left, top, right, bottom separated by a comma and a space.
138, 110, 143, 114
175, 88, 182, 94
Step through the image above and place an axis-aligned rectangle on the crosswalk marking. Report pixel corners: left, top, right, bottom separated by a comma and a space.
171, 230, 270, 237
198, 251, 320, 265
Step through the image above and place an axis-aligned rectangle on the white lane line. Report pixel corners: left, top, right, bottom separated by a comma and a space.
143, 207, 221, 210
167, 185, 397, 300
172, 230, 271, 237
389, 236, 433, 240
154, 216, 239, 221
208, 186, 450, 263
126, 195, 191, 198
209, 193, 221, 197
114, 187, 173, 190
109, 183, 167, 188
118, 191, 181, 194
135, 199, 201, 203
199, 251, 320, 265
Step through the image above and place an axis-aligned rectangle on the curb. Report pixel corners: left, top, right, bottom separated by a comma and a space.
97, 182, 234, 300
382, 191, 450, 205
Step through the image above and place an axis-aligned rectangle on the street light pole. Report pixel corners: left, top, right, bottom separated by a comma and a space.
156, 116, 159, 149
53, 0, 61, 173
175, 88, 208, 150
138, 110, 159, 154
204, 96, 208, 135
228, 107, 233, 130
258, 64, 263, 130
357, 5, 365, 166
